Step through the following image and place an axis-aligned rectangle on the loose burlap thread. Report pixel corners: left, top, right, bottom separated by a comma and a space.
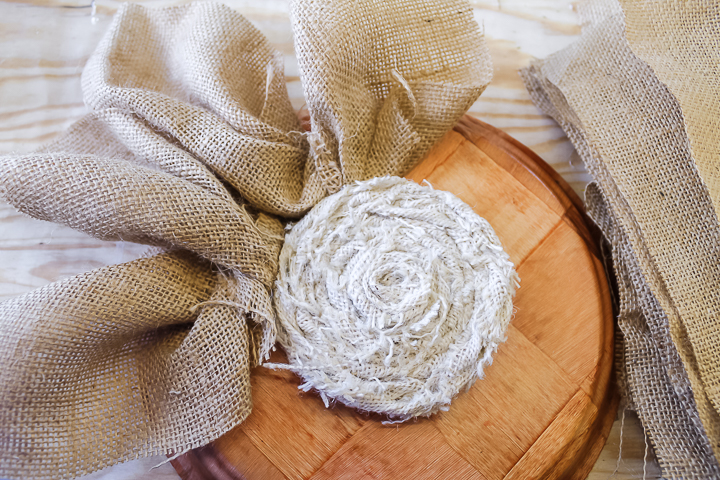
521, 0, 720, 476
0, 1, 491, 479
272, 176, 518, 420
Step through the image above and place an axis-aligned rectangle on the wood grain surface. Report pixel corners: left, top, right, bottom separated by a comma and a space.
170, 117, 617, 480
0, 1, 661, 478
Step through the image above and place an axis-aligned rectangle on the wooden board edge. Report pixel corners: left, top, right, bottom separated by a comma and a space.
502, 382, 619, 480
171, 116, 618, 480
454, 116, 584, 214
565, 384, 620, 480
454, 115, 602, 260
578, 253, 616, 407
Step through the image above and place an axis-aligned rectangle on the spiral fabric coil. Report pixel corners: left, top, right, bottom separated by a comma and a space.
272, 176, 519, 419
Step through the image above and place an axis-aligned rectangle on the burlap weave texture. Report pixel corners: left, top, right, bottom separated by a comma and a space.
521, 0, 720, 476
0, 1, 491, 479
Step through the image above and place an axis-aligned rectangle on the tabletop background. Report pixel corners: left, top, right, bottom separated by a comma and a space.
0, 0, 661, 478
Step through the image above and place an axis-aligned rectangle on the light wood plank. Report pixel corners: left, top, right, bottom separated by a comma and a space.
407, 136, 561, 266
513, 221, 607, 395
238, 350, 366, 480
309, 420, 486, 480
435, 324, 578, 479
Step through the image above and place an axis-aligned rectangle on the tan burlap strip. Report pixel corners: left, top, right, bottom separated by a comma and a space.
0, 1, 491, 478
620, 1, 720, 218
521, 0, 720, 475
523, 64, 720, 475
619, 0, 720, 439
587, 184, 720, 477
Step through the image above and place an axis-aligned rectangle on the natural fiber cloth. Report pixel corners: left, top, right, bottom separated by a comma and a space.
0, 1, 491, 479
521, 0, 720, 476
272, 176, 518, 419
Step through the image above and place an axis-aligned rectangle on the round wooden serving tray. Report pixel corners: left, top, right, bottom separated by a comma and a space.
171, 116, 617, 480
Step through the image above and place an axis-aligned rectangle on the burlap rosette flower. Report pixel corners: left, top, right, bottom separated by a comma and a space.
272, 176, 518, 420
0, 1, 491, 479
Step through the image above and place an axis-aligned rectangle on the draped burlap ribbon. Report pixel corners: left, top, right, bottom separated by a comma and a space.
521, 0, 720, 476
0, 2, 491, 478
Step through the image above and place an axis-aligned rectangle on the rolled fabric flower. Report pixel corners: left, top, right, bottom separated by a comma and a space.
272, 176, 519, 419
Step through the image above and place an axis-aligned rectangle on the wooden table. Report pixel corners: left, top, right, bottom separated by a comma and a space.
0, 1, 661, 478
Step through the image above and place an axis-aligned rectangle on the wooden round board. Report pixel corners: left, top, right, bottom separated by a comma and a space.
171, 116, 617, 480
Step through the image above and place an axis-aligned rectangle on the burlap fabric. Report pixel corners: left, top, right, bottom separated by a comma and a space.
272, 176, 518, 419
521, 0, 720, 477
0, 2, 491, 479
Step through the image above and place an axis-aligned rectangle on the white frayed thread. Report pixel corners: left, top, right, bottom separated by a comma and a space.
391, 69, 418, 118
608, 406, 626, 479
272, 176, 518, 420
151, 450, 187, 470
643, 429, 649, 480
307, 131, 328, 158
259, 61, 275, 120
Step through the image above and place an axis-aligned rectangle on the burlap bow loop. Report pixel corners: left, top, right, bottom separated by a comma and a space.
0, 1, 491, 478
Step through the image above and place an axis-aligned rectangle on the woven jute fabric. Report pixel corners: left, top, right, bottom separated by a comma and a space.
0, 1, 491, 479
620, 1, 720, 219
521, 0, 720, 476
272, 176, 518, 420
